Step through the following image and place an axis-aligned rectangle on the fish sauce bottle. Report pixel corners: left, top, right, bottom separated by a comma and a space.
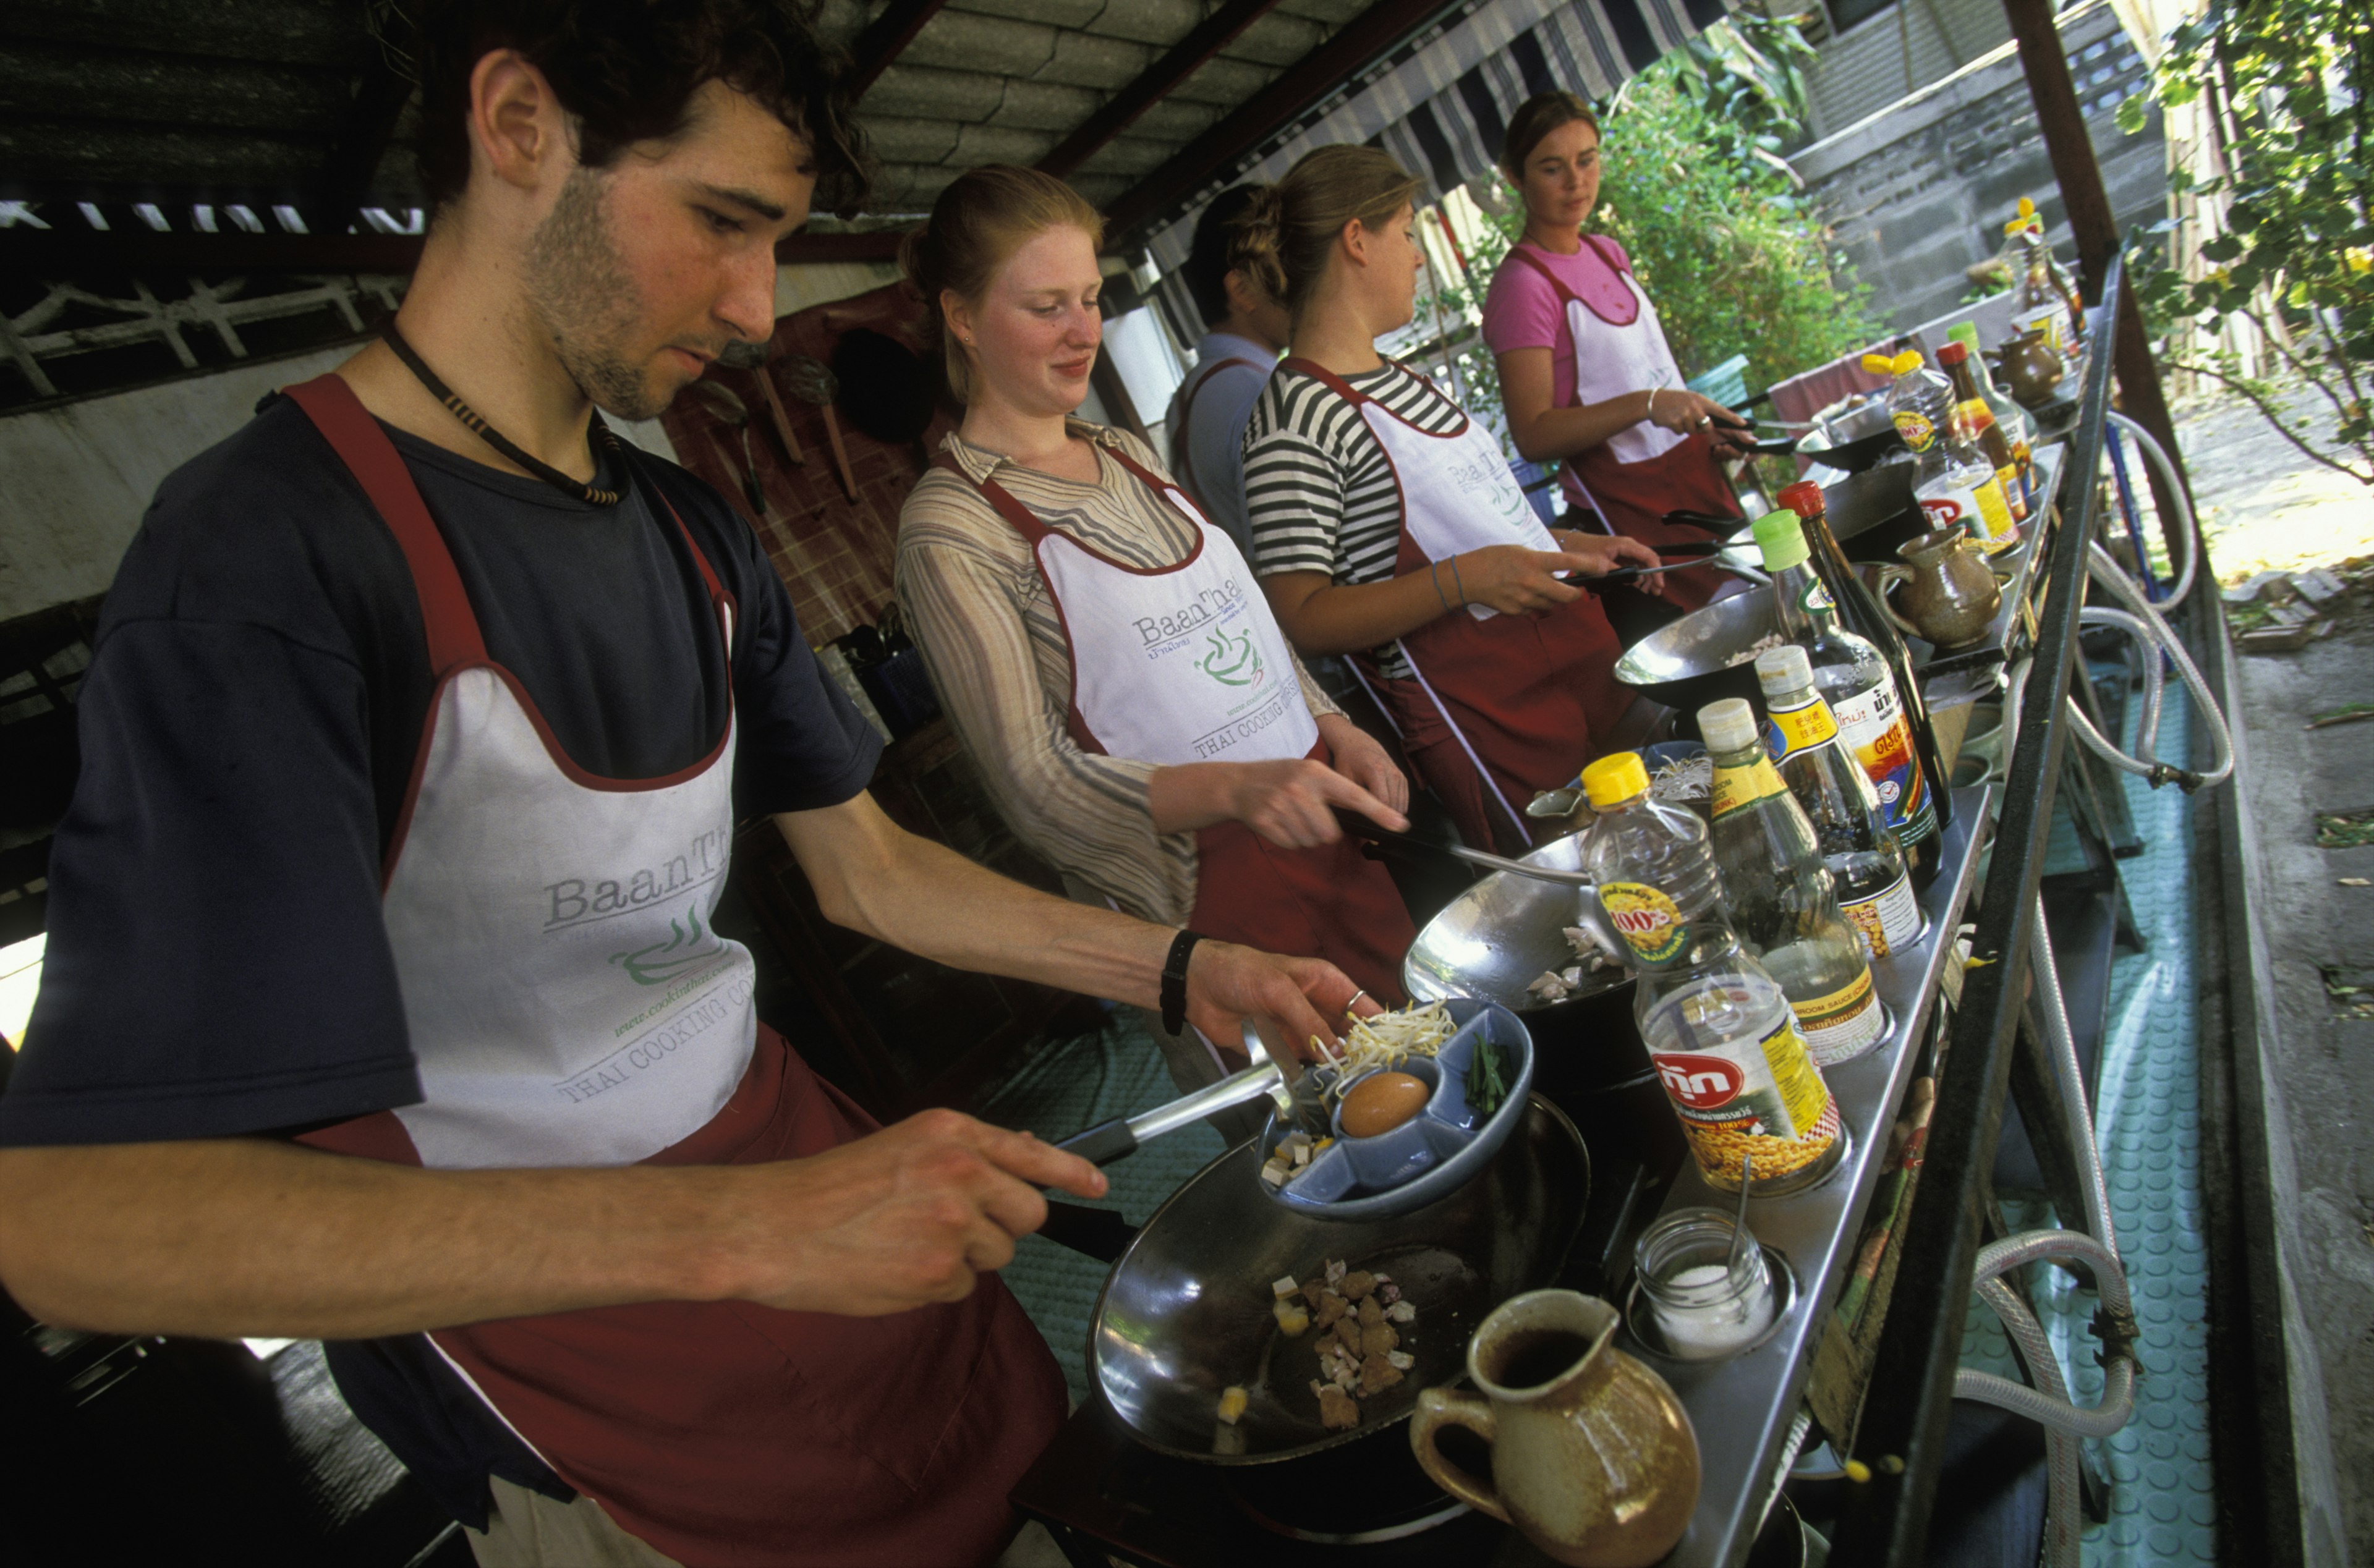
1755, 645, 1923, 960
1698, 699, 1889, 1067
1580, 752, 1845, 1196
1776, 480, 1953, 841
1753, 509, 1940, 886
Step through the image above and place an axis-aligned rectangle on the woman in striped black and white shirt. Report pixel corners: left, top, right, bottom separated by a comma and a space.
1240, 146, 1662, 857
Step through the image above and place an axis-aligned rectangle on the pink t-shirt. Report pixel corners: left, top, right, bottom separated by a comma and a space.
1481, 236, 1638, 512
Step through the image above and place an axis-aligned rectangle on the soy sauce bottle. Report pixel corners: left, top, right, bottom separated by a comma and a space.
1775, 482, 1954, 844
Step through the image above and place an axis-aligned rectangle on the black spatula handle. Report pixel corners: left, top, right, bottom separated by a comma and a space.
1054, 1117, 1140, 1166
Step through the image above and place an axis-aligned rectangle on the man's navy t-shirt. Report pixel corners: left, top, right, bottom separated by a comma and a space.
0, 391, 880, 1146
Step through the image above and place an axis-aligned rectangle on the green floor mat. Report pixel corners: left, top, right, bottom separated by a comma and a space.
975, 1008, 1228, 1403
1955, 701, 2217, 1565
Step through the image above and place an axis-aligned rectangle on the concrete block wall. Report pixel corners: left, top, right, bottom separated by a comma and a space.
1792, 0, 2166, 337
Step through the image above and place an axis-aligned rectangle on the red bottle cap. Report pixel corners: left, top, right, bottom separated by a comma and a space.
1777, 480, 1824, 517
1936, 340, 1970, 366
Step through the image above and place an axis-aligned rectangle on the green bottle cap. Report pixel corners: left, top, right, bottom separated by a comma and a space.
1947, 323, 1981, 350
1751, 509, 1810, 571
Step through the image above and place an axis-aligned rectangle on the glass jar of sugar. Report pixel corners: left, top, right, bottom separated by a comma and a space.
1633, 1208, 1776, 1360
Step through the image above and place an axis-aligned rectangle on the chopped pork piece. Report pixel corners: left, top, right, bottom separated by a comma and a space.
1324, 1259, 1347, 1286
1384, 1300, 1416, 1324
1301, 1279, 1327, 1310
1358, 1356, 1405, 1397
1317, 1385, 1361, 1429
1361, 1323, 1400, 1358
1379, 1282, 1403, 1305
1340, 1270, 1376, 1300
1385, 1351, 1415, 1370
1313, 1290, 1350, 1328
1355, 1296, 1384, 1329
1333, 1316, 1364, 1356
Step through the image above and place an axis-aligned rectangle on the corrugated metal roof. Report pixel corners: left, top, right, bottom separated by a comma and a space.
0, 0, 1380, 239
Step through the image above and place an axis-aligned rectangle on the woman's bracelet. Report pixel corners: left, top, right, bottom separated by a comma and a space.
1429, 559, 1453, 612
1448, 556, 1468, 607
1644, 386, 1659, 422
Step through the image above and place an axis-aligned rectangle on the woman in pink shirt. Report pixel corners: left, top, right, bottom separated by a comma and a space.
1481, 92, 1755, 632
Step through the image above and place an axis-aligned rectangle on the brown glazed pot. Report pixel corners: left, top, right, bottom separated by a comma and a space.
1994, 327, 2066, 407
1868, 527, 2004, 648
1410, 1290, 1700, 1567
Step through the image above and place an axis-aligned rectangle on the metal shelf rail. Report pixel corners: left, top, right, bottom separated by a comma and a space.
1829, 250, 2132, 1564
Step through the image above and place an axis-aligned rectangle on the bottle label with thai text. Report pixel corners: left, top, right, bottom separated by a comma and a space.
1840, 869, 1922, 959
1831, 679, 1936, 846
1788, 967, 1886, 1067
1651, 1001, 1839, 1185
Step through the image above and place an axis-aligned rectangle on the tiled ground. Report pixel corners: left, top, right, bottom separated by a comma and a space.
1957, 703, 2216, 1565
975, 1007, 1228, 1404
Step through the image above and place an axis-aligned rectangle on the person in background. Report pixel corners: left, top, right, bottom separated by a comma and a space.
1238, 146, 1662, 858
1162, 184, 1290, 556
1483, 91, 1755, 637
897, 167, 1416, 1121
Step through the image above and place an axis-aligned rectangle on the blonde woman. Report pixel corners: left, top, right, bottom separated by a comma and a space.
895, 167, 1415, 1101
1238, 146, 1661, 858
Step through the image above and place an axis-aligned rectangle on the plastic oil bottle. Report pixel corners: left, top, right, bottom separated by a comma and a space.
1580, 752, 1846, 1196
1753, 509, 1940, 886
1865, 349, 2019, 553
1755, 645, 1924, 960
1698, 698, 1889, 1067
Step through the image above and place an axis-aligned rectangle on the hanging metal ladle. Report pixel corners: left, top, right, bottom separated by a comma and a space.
683, 378, 768, 517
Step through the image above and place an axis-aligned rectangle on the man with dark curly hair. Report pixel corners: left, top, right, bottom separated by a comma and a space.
0, 5, 1370, 1564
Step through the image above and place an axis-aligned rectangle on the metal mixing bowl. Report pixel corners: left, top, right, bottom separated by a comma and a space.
1089, 1097, 1589, 1465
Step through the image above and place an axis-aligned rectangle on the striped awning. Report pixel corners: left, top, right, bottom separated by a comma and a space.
1140, 0, 1736, 334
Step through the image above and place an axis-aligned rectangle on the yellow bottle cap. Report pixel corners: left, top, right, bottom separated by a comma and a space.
2018, 196, 2036, 219
1581, 752, 1649, 809
1892, 350, 1925, 375
1860, 353, 1897, 376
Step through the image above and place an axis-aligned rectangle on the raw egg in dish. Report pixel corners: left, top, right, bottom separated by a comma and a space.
1340, 1071, 1430, 1138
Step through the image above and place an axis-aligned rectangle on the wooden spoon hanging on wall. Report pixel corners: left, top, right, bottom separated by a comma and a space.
783, 354, 859, 503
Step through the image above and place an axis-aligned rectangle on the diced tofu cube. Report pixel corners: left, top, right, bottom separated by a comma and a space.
1217, 1387, 1248, 1425
1272, 1299, 1310, 1337
1259, 1160, 1289, 1187
1271, 1274, 1300, 1299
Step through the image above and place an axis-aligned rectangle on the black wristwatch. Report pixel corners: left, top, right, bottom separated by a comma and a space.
1160, 929, 1208, 1036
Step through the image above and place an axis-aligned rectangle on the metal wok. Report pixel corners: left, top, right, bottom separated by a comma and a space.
1613, 584, 1783, 730
1089, 1097, 1588, 1465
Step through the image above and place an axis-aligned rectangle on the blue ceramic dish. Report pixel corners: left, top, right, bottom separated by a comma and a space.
1259, 999, 1536, 1222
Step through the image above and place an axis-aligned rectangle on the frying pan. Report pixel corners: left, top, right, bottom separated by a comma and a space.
1795, 395, 1906, 475
1703, 462, 1931, 578
1088, 1096, 1588, 1465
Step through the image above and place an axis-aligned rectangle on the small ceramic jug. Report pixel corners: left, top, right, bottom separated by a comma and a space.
1868, 528, 2002, 648
1410, 1290, 1700, 1567
1994, 328, 2065, 407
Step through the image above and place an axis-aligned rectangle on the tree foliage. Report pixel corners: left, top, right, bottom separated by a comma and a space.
2121, 0, 2373, 482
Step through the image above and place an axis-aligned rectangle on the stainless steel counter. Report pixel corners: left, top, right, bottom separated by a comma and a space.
1619, 783, 1994, 1568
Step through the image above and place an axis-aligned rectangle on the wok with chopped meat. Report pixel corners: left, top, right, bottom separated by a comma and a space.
1086, 1096, 1588, 1464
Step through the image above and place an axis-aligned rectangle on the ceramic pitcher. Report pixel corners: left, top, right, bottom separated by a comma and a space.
1868, 528, 2002, 648
1994, 328, 2065, 407
1410, 1290, 1700, 1567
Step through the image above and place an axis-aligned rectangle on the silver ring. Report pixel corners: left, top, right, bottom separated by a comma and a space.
1342, 989, 1370, 1017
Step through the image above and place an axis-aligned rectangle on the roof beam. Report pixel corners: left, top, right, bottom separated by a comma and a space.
1035, 0, 1289, 180
849, 0, 951, 94
1, 226, 906, 274
307, 40, 417, 232
1100, 0, 1463, 247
